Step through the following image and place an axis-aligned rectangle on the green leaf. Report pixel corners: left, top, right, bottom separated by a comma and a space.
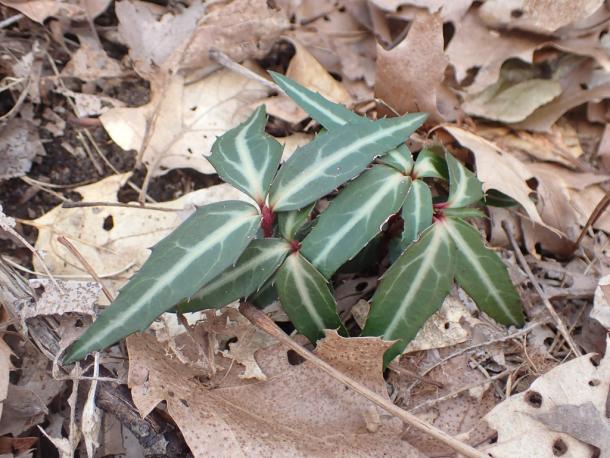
378, 144, 414, 175
269, 71, 360, 129
446, 153, 484, 208
446, 217, 524, 326
277, 204, 314, 241
301, 165, 410, 278
209, 105, 283, 204
362, 223, 455, 365
413, 146, 447, 179
401, 179, 433, 248
63, 201, 261, 363
177, 239, 291, 313
269, 113, 426, 211
442, 207, 485, 218
484, 189, 519, 208
270, 72, 418, 176
276, 252, 347, 342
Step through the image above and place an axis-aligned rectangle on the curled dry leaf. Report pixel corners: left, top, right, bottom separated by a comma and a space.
375, 10, 449, 121
484, 337, 610, 457
127, 331, 425, 457
32, 173, 246, 300
100, 70, 270, 175
442, 125, 544, 225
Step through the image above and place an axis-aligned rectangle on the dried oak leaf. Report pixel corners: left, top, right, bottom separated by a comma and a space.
100, 70, 270, 175
0, 118, 44, 181
484, 336, 610, 457
32, 173, 246, 300
127, 331, 425, 457
0, 0, 110, 23
375, 10, 448, 121
370, 0, 473, 22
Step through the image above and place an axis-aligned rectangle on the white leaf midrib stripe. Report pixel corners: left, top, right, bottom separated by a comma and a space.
86, 211, 258, 350
286, 255, 326, 331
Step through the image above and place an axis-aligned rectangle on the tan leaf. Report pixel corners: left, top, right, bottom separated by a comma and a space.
370, 0, 473, 22
592, 275, 610, 330
61, 36, 123, 81
31, 173, 246, 300
0, 118, 45, 181
0, 339, 12, 421
100, 69, 269, 176
484, 336, 610, 457
479, 0, 604, 34
375, 10, 448, 121
127, 331, 425, 457
443, 125, 544, 225
0, 0, 110, 23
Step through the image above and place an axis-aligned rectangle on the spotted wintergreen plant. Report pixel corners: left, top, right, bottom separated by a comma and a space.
63, 73, 524, 366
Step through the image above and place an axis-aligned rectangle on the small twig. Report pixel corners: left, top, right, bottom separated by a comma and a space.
502, 221, 582, 357
209, 48, 280, 92
572, 187, 610, 252
57, 235, 114, 302
0, 13, 23, 28
388, 363, 444, 388
239, 302, 487, 458
420, 320, 546, 377
410, 369, 513, 413
61, 201, 181, 212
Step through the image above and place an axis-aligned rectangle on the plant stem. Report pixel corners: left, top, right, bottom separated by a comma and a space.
261, 205, 275, 238
239, 301, 488, 458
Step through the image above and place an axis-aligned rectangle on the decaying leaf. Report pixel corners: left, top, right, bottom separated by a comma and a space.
100, 70, 271, 176
0, 0, 110, 23
32, 173, 246, 299
127, 331, 425, 457
0, 339, 11, 422
375, 10, 448, 121
592, 274, 610, 330
484, 337, 610, 457
0, 118, 44, 181
443, 125, 544, 224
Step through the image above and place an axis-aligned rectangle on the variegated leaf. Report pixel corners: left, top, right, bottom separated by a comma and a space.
276, 252, 347, 342
269, 113, 426, 211
277, 204, 314, 241
271, 72, 416, 174
362, 223, 455, 365
412, 146, 447, 179
63, 201, 261, 363
269, 71, 360, 129
446, 217, 524, 326
442, 207, 485, 218
378, 144, 414, 175
301, 165, 410, 278
208, 105, 283, 204
177, 239, 291, 313
401, 179, 433, 248
446, 153, 484, 208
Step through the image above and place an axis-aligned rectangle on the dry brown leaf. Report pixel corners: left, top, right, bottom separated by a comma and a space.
443, 125, 544, 225
479, 0, 604, 34
592, 274, 610, 330
0, 0, 110, 23
484, 337, 610, 457
371, 0, 473, 22
0, 118, 44, 181
127, 331, 425, 457
514, 57, 610, 132
375, 10, 448, 121
446, 9, 544, 93
100, 69, 270, 176
61, 36, 123, 82
116, 0, 287, 78
32, 173, 246, 299
0, 339, 11, 422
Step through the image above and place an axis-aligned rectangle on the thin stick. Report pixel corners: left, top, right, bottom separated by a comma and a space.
572, 187, 610, 251
388, 363, 444, 388
239, 302, 487, 458
502, 221, 582, 357
57, 235, 114, 302
209, 48, 280, 92
61, 201, 181, 212
0, 13, 23, 28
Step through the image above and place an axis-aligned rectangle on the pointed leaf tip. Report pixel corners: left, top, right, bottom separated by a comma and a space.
63, 201, 261, 364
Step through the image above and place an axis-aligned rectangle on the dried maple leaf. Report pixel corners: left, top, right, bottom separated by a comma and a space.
127, 331, 425, 457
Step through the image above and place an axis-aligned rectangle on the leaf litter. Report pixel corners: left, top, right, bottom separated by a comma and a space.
2, 0, 610, 456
